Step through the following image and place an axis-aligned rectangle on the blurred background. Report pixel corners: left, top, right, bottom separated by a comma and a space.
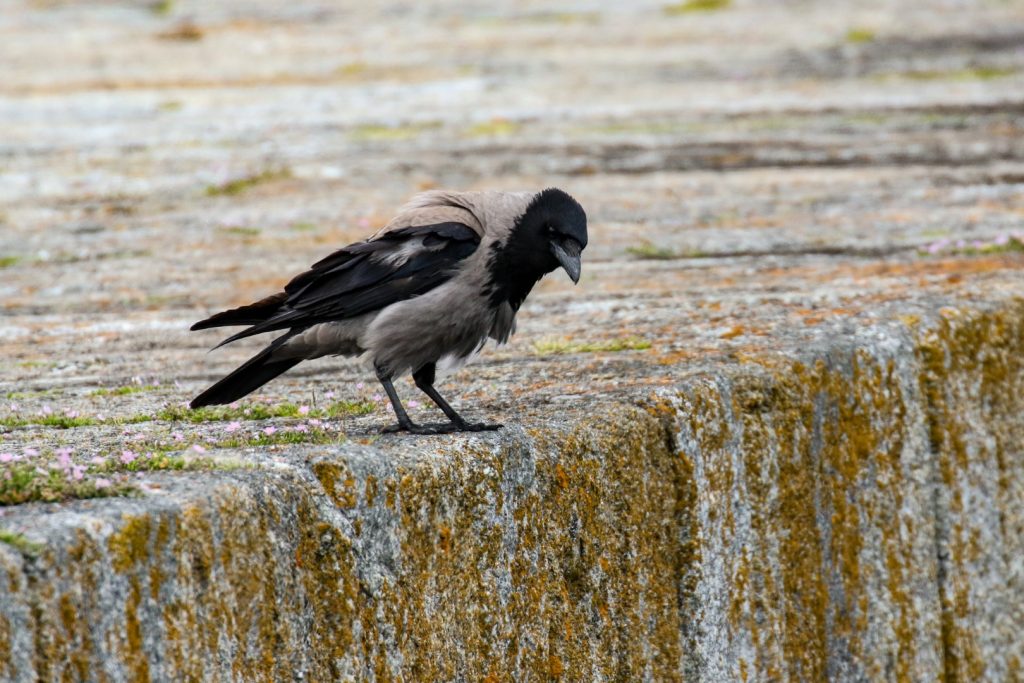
4, 4, 1024, 677
1, 0, 1023, 390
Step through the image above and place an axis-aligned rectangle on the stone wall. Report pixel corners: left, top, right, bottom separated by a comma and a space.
4, 302, 1022, 681
2, 1, 1023, 680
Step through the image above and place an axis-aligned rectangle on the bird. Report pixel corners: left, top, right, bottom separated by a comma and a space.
189, 188, 588, 434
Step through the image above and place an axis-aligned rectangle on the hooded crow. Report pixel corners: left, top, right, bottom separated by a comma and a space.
190, 188, 588, 434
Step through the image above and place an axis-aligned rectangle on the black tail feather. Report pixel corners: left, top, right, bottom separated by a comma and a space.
190, 292, 288, 331
190, 336, 301, 408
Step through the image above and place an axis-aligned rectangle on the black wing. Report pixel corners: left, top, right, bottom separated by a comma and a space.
206, 222, 480, 347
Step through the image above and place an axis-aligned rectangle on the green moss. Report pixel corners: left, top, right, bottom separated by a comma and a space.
0, 529, 42, 557
0, 256, 19, 269
96, 453, 207, 474
0, 450, 248, 506
532, 336, 652, 355
89, 384, 161, 397
335, 61, 372, 78
4, 387, 61, 400
921, 236, 1024, 257
205, 168, 291, 197
664, 0, 730, 14
465, 119, 521, 137
351, 122, 440, 141
16, 360, 55, 369
218, 226, 262, 237
896, 66, 1017, 81
0, 464, 136, 506
577, 119, 704, 137
158, 399, 372, 423
845, 27, 876, 43
158, 403, 298, 422
208, 429, 343, 449
626, 241, 680, 260
0, 413, 98, 429
324, 400, 375, 418
521, 11, 600, 24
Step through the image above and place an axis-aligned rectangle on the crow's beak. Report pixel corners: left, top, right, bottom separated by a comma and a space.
550, 238, 583, 284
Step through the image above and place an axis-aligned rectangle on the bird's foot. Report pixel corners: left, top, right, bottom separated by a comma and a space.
380, 421, 458, 435
455, 421, 503, 432
380, 421, 503, 435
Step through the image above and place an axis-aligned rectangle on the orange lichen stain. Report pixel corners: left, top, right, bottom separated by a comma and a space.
548, 655, 564, 677
898, 314, 921, 328
720, 325, 744, 339
554, 463, 569, 490
124, 577, 151, 682
312, 461, 359, 508
371, 407, 691, 679
849, 254, 1022, 282
108, 515, 153, 573
653, 348, 690, 365
914, 304, 1024, 681
365, 475, 379, 507
712, 335, 952, 680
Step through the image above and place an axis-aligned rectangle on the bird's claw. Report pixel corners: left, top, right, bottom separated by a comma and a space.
380, 421, 503, 435
458, 422, 503, 432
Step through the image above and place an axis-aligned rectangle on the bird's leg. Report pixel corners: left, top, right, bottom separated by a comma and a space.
376, 365, 417, 433
412, 363, 502, 432
376, 364, 464, 435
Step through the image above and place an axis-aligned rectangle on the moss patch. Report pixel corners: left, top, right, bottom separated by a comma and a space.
626, 241, 681, 260
0, 414, 99, 429
0, 529, 42, 557
217, 226, 262, 237
89, 384, 161, 397
465, 118, 521, 137
664, 0, 730, 14
350, 122, 441, 141
0, 465, 135, 506
205, 168, 291, 197
532, 336, 652, 355
157, 399, 372, 423
893, 66, 1017, 82
845, 27, 876, 43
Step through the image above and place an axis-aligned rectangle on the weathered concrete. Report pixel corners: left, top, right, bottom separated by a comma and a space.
2, 0, 1024, 681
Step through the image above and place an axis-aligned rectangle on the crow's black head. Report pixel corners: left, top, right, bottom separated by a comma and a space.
486, 188, 588, 311
514, 188, 588, 284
